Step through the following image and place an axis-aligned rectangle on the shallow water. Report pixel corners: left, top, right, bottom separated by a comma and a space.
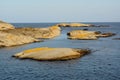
0, 22, 120, 80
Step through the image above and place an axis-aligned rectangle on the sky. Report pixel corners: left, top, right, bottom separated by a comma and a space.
0, 0, 120, 23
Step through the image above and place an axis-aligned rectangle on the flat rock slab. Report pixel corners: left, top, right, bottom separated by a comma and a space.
67, 30, 116, 40
13, 47, 90, 61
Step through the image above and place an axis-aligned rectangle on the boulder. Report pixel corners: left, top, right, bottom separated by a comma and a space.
13, 47, 91, 61
0, 20, 14, 30
67, 30, 115, 40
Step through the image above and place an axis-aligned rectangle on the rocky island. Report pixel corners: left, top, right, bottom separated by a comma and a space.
13, 47, 91, 61
0, 20, 61, 47
67, 30, 115, 40
56, 23, 94, 27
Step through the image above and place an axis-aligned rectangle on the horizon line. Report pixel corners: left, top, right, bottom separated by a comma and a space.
10, 21, 120, 23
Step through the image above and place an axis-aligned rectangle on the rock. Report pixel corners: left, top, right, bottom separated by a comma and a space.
97, 25, 110, 27
56, 23, 70, 27
98, 32, 116, 37
0, 20, 14, 30
67, 30, 99, 40
67, 30, 115, 40
113, 38, 120, 40
0, 26, 61, 47
2, 25, 61, 39
13, 47, 91, 61
56, 23, 94, 27
83, 28, 88, 31
0, 31, 39, 47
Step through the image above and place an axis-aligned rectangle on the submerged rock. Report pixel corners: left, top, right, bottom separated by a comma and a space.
67, 30, 115, 40
113, 38, 120, 40
97, 25, 110, 27
0, 20, 14, 30
13, 47, 91, 61
83, 28, 88, 31
56, 23, 94, 27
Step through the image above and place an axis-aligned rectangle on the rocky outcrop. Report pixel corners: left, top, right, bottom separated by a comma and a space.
56, 23, 94, 27
0, 31, 39, 47
0, 26, 61, 47
67, 30, 98, 40
67, 30, 115, 40
0, 20, 14, 30
2, 25, 61, 39
13, 47, 91, 60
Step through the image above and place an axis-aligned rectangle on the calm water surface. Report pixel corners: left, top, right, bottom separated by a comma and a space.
0, 22, 120, 80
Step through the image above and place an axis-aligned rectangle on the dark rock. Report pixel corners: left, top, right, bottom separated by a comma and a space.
113, 38, 120, 40
101, 32, 116, 37
67, 32, 71, 36
97, 25, 110, 27
83, 28, 88, 31
94, 31, 101, 34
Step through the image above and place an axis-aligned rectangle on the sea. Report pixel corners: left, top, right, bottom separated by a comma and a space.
0, 22, 120, 80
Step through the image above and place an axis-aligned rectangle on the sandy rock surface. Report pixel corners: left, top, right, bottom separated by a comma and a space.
0, 20, 14, 30
67, 30, 115, 40
13, 47, 90, 61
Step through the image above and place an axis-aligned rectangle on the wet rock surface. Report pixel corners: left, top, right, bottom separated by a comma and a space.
113, 38, 120, 40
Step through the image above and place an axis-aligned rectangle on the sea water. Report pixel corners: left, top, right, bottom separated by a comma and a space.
0, 22, 120, 80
